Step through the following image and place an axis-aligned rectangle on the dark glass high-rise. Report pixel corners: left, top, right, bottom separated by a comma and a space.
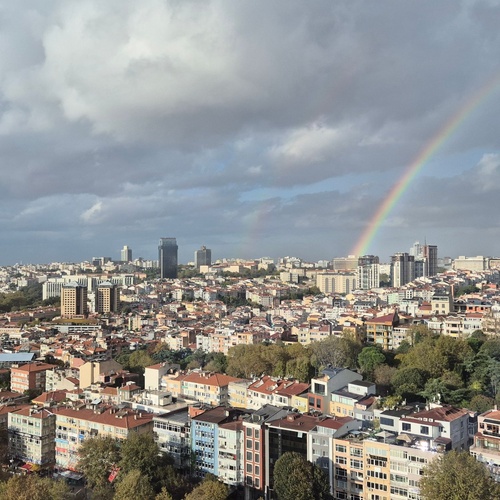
158, 237, 178, 279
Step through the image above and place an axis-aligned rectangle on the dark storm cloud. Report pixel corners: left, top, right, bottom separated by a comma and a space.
1, 0, 500, 263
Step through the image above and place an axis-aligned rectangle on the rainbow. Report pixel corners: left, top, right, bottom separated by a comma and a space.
351, 74, 500, 257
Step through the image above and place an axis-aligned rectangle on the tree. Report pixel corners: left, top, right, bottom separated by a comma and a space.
469, 394, 495, 413
420, 450, 500, 500
310, 336, 361, 370
77, 435, 121, 488
357, 347, 385, 378
273, 452, 330, 500
374, 364, 397, 395
0, 475, 70, 500
391, 367, 427, 398
114, 469, 155, 500
118, 432, 167, 487
184, 476, 228, 500
155, 487, 173, 500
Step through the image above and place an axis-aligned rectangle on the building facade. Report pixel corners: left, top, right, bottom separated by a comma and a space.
195, 246, 212, 269
159, 237, 178, 279
61, 282, 88, 318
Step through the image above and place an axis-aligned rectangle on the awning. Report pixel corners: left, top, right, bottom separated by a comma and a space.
397, 433, 413, 443
434, 436, 452, 444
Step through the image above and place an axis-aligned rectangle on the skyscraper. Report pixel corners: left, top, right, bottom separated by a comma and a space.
158, 237, 178, 279
195, 246, 212, 269
121, 245, 132, 262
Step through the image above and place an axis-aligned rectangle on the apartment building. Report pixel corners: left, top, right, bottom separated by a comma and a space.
242, 405, 289, 498
332, 431, 437, 500
11, 362, 57, 394
190, 406, 245, 478
365, 312, 400, 350
246, 376, 309, 411
153, 408, 191, 469
52, 406, 154, 470
177, 372, 242, 406
8, 407, 56, 469
470, 409, 500, 481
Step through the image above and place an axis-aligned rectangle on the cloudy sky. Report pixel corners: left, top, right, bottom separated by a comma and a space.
1, 0, 500, 265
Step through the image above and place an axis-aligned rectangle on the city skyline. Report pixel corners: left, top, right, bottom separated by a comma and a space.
1, 2, 500, 264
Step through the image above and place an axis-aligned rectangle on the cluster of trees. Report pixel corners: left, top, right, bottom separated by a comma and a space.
77, 433, 228, 500
225, 336, 361, 382
0, 283, 58, 313
374, 328, 500, 411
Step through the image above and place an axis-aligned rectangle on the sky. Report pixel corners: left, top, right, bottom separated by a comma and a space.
2, 0, 500, 265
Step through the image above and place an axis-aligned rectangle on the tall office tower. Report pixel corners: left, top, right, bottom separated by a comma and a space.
61, 282, 88, 318
195, 246, 212, 269
95, 281, 120, 313
158, 237, 178, 279
423, 244, 438, 277
356, 255, 380, 290
121, 245, 132, 262
391, 253, 415, 287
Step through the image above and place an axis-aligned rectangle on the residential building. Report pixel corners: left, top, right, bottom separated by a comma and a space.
144, 362, 180, 392
8, 407, 56, 469
365, 312, 401, 350
179, 372, 242, 406
391, 253, 415, 287
190, 406, 244, 478
246, 376, 309, 411
317, 272, 357, 294
11, 363, 57, 394
154, 408, 191, 469
242, 405, 289, 498
308, 367, 363, 414
470, 409, 500, 482
95, 281, 120, 314
357, 255, 380, 290
78, 359, 123, 389
53, 406, 154, 470
60, 282, 88, 318
159, 237, 178, 279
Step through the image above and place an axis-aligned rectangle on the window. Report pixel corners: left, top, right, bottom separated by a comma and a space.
246, 428, 252, 437
254, 429, 260, 439
254, 441, 260, 451
246, 463, 252, 473
420, 426, 429, 435
335, 444, 347, 453
402, 423, 411, 432
255, 465, 260, 476
255, 453, 260, 463
246, 451, 252, 461
350, 459, 363, 470
246, 439, 252, 449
